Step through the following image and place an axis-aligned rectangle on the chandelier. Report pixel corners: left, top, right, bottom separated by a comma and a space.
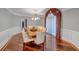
32, 17, 40, 20
31, 10, 40, 20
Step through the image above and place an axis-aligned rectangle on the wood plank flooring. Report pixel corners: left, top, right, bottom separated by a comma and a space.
1, 33, 79, 51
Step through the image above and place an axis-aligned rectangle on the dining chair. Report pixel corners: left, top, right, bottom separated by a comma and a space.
22, 28, 34, 43
34, 32, 45, 45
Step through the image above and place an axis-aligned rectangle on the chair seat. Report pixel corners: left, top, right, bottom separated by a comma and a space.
23, 38, 34, 43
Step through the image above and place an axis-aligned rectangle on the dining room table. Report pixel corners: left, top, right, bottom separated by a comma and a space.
23, 26, 46, 51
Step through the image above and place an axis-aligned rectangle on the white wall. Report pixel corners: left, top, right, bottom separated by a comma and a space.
0, 8, 22, 49
0, 8, 21, 32
62, 8, 79, 48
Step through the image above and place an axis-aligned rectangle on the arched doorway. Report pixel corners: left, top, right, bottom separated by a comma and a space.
44, 8, 61, 48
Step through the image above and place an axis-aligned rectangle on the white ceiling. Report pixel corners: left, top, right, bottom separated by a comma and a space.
6, 8, 48, 17
6, 8, 72, 17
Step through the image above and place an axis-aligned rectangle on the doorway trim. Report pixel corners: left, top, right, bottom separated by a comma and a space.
44, 8, 61, 41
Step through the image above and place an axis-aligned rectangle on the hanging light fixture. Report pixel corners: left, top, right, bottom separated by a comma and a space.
32, 15, 40, 20
32, 17, 40, 20
31, 9, 40, 20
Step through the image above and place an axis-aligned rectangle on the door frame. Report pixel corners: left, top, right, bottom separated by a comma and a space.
44, 8, 61, 41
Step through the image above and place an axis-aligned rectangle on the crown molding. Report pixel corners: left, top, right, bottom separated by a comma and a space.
6, 8, 26, 16
61, 8, 72, 12
6, 8, 72, 17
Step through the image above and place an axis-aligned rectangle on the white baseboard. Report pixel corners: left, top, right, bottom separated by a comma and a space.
0, 27, 21, 49
61, 28, 79, 48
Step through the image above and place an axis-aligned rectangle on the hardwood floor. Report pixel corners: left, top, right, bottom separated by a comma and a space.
1, 33, 23, 51
1, 33, 79, 51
